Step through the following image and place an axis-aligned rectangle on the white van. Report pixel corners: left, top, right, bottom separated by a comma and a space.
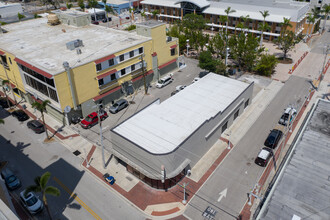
156, 75, 173, 88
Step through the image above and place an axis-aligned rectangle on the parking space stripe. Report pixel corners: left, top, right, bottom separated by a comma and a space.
53, 176, 102, 220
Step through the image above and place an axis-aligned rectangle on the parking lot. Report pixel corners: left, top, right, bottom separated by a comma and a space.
71, 58, 204, 146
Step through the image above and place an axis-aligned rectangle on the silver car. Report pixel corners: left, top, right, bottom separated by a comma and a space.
1, 168, 21, 190
109, 99, 129, 114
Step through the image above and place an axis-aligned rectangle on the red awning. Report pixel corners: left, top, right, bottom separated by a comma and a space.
14, 58, 53, 79
94, 54, 116, 64
158, 58, 177, 69
0, 50, 5, 55
170, 45, 177, 49
93, 86, 121, 101
96, 69, 117, 80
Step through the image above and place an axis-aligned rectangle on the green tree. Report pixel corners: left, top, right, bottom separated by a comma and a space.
32, 100, 51, 140
229, 32, 261, 71
66, 1, 73, 9
276, 30, 296, 59
219, 15, 227, 32
259, 10, 270, 47
224, 7, 236, 36
280, 17, 292, 38
215, 60, 227, 76
78, 0, 85, 11
25, 172, 60, 220
322, 4, 330, 31
182, 13, 206, 31
88, 0, 98, 22
210, 32, 226, 58
0, 118, 4, 124
141, 11, 146, 22
151, 10, 159, 20
167, 24, 187, 54
254, 54, 278, 76
1, 80, 11, 109
128, 7, 134, 24
198, 50, 217, 72
306, 13, 316, 36
17, 13, 25, 21
125, 24, 136, 31
311, 5, 320, 18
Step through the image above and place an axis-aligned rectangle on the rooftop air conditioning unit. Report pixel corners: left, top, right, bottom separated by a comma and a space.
66, 39, 84, 50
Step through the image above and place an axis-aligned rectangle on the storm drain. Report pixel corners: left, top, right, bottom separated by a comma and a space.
73, 150, 81, 156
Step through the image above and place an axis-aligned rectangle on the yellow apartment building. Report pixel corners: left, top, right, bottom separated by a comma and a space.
0, 10, 178, 123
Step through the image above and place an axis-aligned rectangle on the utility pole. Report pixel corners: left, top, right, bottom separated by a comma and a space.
140, 54, 147, 94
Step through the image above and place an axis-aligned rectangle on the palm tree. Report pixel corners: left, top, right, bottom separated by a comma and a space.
128, 7, 134, 24
104, 5, 114, 27
311, 6, 320, 18
224, 7, 235, 66
259, 10, 270, 47
141, 11, 146, 22
281, 17, 292, 38
306, 13, 315, 36
151, 9, 159, 20
322, 4, 330, 31
0, 118, 4, 124
88, 0, 98, 22
78, 0, 85, 11
25, 172, 60, 220
1, 80, 11, 109
224, 7, 236, 36
219, 15, 227, 33
32, 100, 51, 140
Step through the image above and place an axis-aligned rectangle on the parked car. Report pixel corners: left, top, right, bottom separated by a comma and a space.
0, 97, 13, 108
156, 76, 173, 88
71, 115, 82, 124
255, 147, 273, 167
192, 77, 200, 83
171, 90, 179, 96
80, 111, 108, 129
27, 120, 45, 134
176, 85, 186, 92
102, 17, 112, 23
12, 110, 29, 121
109, 99, 129, 114
91, 21, 99, 25
279, 107, 297, 126
264, 129, 283, 149
1, 168, 21, 190
19, 190, 44, 214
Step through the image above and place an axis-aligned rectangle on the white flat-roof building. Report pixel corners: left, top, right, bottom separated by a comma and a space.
141, 0, 311, 40
0, 2, 23, 18
111, 73, 254, 189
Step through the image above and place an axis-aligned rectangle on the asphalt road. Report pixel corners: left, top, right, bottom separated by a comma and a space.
183, 75, 311, 220
0, 108, 145, 220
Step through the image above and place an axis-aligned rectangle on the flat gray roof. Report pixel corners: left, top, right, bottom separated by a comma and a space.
113, 73, 251, 154
0, 18, 150, 75
258, 99, 330, 219
137, 20, 164, 28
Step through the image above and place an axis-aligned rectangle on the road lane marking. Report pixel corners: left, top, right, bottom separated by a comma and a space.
53, 176, 102, 220
217, 188, 227, 203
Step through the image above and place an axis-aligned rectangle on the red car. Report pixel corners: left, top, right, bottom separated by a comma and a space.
80, 111, 108, 129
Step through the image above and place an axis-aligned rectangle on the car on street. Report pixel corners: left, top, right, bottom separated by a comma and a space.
192, 77, 200, 83
20, 190, 44, 215
171, 90, 179, 96
255, 147, 273, 167
156, 75, 173, 88
27, 120, 45, 134
1, 168, 21, 190
109, 99, 129, 114
279, 107, 297, 126
264, 129, 283, 149
0, 97, 13, 108
176, 85, 186, 92
12, 109, 29, 121
80, 111, 108, 128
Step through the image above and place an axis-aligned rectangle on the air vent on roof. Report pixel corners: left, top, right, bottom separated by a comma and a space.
76, 48, 82, 55
66, 39, 84, 50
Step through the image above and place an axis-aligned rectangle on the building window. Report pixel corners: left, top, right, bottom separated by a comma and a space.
119, 54, 125, 62
111, 73, 116, 81
170, 48, 176, 56
221, 121, 228, 133
244, 99, 249, 108
131, 64, 135, 71
108, 59, 114, 66
129, 51, 134, 58
96, 63, 102, 71
98, 78, 104, 86
139, 47, 143, 54
121, 68, 126, 76
48, 87, 58, 102
234, 109, 239, 120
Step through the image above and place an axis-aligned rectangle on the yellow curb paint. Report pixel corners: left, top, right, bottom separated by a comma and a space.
53, 176, 102, 220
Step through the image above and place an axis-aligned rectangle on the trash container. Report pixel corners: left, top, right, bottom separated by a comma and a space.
106, 176, 115, 185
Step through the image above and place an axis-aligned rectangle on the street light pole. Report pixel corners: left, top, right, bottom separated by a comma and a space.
92, 103, 106, 169
186, 39, 190, 56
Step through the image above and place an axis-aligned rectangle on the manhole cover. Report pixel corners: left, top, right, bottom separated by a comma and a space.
73, 150, 81, 156
126, 176, 133, 181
